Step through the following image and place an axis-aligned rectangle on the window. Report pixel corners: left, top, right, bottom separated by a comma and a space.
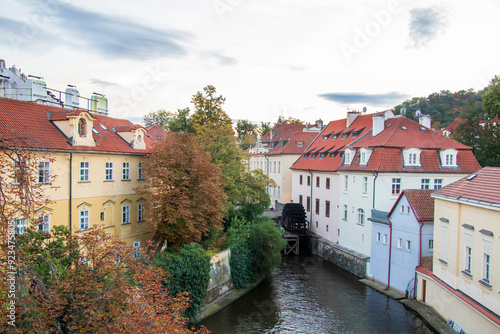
325, 201, 330, 217
138, 162, 144, 179
392, 178, 401, 195
406, 240, 411, 251
38, 161, 50, 184
307, 176, 311, 186
80, 161, 89, 182
360, 152, 366, 164
278, 186, 281, 197
421, 179, 430, 189
440, 149, 458, 167
13, 160, 26, 185
122, 205, 130, 224
79, 210, 89, 230
363, 177, 368, 193
306, 197, 311, 212
397, 238, 403, 249
273, 162, 276, 173
316, 177, 320, 188
299, 195, 303, 205
483, 254, 491, 283
278, 162, 281, 173
78, 118, 86, 137
409, 153, 417, 165
105, 162, 113, 181
138, 204, 145, 221
122, 162, 130, 180
343, 205, 348, 220
445, 154, 454, 166
434, 179, 443, 189
299, 175, 303, 185
357, 208, 365, 225
465, 246, 472, 273
344, 175, 349, 190
383, 234, 388, 244
400, 205, 405, 213
326, 178, 330, 189
376, 232, 381, 242
37, 214, 49, 233
14, 218, 27, 235
133, 241, 141, 259
315, 199, 320, 215
440, 225, 448, 262
429, 239, 434, 251
345, 152, 351, 165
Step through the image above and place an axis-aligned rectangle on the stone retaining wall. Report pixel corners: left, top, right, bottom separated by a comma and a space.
310, 234, 369, 278
206, 249, 232, 304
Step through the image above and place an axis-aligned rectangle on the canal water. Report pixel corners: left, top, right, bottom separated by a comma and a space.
199, 255, 433, 334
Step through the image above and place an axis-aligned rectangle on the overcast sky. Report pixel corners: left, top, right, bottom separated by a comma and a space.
1, 0, 499, 124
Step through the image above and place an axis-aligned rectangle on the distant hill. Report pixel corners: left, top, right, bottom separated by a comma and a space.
392, 88, 487, 129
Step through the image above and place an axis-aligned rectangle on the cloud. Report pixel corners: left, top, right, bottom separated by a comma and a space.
318, 92, 411, 105
408, 7, 449, 48
201, 51, 237, 65
90, 79, 119, 87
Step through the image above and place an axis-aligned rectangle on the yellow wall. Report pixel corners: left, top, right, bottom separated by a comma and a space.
36, 151, 153, 247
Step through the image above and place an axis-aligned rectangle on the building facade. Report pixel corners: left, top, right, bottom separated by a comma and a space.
416, 167, 500, 334
1, 97, 154, 248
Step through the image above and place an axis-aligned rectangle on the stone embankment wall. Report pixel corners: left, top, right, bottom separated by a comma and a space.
206, 249, 232, 304
310, 234, 369, 278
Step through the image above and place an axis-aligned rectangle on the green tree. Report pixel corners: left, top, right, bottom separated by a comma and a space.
169, 107, 195, 133
236, 119, 257, 150
483, 75, 500, 118
259, 121, 272, 136
247, 218, 286, 275
277, 116, 304, 125
137, 132, 225, 251
143, 109, 173, 128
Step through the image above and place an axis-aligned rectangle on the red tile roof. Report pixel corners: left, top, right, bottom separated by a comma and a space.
442, 118, 466, 135
265, 131, 319, 155
291, 114, 373, 172
260, 123, 317, 143
432, 167, 500, 206
338, 117, 480, 174
0, 97, 152, 154
404, 189, 435, 222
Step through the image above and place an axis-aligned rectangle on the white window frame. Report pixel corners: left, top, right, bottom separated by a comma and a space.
434, 179, 443, 189
406, 240, 411, 251
80, 161, 89, 182
38, 161, 50, 184
105, 162, 113, 181
138, 203, 145, 221
465, 246, 472, 273
441, 224, 448, 262
122, 162, 130, 180
403, 148, 421, 167
363, 177, 368, 193
376, 232, 381, 242
392, 178, 401, 195
421, 178, 430, 189
344, 175, 349, 191
138, 162, 144, 179
133, 241, 141, 259
440, 149, 458, 167
14, 218, 27, 235
37, 214, 50, 233
79, 209, 89, 230
429, 239, 434, 251
343, 204, 348, 220
397, 238, 403, 249
122, 205, 130, 224
483, 254, 491, 283
383, 234, 388, 245
357, 208, 365, 225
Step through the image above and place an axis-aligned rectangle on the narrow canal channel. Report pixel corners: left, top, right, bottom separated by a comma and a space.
200, 255, 434, 334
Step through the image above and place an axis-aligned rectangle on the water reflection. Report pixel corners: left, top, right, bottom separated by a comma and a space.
200, 255, 431, 334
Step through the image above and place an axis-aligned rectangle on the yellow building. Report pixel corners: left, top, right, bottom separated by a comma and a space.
416, 167, 500, 333
1, 97, 154, 248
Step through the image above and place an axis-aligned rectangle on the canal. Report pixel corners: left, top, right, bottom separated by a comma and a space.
199, 255, 433, 333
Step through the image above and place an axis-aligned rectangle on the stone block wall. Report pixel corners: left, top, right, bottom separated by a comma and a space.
206, 249, 232, 304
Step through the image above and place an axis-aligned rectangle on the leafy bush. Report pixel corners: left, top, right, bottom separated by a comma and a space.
153, 243, 211, 321
229, 241, 256, 289
248, 218, 286, 276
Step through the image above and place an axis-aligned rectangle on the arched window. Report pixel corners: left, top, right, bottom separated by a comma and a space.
357, 208, 365, 225
78, 118, 86, 137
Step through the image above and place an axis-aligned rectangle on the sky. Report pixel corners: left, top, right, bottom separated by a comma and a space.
1, 0, 499, 125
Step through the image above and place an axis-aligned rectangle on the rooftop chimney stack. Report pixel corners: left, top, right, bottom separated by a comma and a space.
346, 111, 360, 128
372, 113, 385, 137
419, 114, 431, 129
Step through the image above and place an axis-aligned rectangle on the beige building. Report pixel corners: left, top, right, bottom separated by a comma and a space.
416, 167, 500, 333
1, 97, 154, 249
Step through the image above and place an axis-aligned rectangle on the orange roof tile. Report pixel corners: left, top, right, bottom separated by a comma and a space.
0, 97, 152, 154
405, 189, 435, 222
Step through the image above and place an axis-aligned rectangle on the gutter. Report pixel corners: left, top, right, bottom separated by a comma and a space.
264, 153, 270, 195
372, 171, 378, 209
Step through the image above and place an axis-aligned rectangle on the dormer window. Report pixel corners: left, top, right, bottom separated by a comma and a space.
440, 148, 458, 168
344, 148, 355, 165
403, 148, 421, 168
358, 148, 372, 166
78, 119, 86, 137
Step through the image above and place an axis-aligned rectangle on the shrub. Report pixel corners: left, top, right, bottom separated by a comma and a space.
229, 241, 256, 289
248, 218, 286, 276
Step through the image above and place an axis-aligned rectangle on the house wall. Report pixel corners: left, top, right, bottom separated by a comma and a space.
433, 197, 500, 319
370, 222, 390, 286
32, 151, 153, 247
292, 170, 339, 243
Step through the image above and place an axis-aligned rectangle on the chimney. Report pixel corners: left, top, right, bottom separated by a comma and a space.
346, 111, 360, 128
315, 119, 323, 128
372, 113, 385, 137
419, 114, 431, 128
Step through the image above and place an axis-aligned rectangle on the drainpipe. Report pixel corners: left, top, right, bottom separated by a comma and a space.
385, 216, 393, 290
264, 153, 270, 199
372, 171, 378, 209
69, 152, 73, 233
414, 220, 424, 299
308, 169, 313, 232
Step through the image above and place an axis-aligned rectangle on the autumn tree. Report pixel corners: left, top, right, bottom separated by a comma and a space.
137, 132, 225, 251
236, 119, 257, 150
143, 108, 195, 132
143, 109, 173, 128
483, 75, 500, 118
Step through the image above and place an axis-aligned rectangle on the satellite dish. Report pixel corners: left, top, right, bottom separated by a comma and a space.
362, 107, 367, 113
401, 107, 406, 116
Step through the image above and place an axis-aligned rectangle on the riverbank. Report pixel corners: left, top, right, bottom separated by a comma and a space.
359, 278, 455, 334
197, 277, 266, 322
